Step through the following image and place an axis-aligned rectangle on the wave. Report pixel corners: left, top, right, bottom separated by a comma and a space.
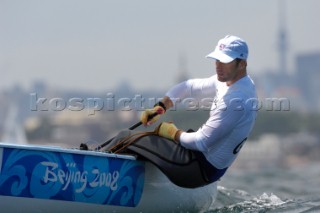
208, 186, 294, 213
205, 164, 320, 213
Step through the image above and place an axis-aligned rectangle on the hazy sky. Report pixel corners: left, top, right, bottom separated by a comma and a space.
1, 0, 320, 93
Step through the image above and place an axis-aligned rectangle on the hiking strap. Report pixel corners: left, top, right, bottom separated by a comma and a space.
108, 131, 157, 154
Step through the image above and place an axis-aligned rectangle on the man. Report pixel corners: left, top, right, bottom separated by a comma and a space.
141, 35, 257, 184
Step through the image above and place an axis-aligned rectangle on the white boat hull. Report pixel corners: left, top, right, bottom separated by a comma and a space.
0, 143, 217, 213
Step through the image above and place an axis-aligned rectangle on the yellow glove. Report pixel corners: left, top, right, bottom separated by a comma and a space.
140, 103, 166, 125
155, 122, 180, 142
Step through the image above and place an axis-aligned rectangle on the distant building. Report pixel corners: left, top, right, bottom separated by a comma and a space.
296, 52, 320, 111
175, 53, 189, 83
232, 134, 284, 170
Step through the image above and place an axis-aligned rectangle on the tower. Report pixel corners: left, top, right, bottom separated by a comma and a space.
278, 0, 288, 75
175, 52, 189, 83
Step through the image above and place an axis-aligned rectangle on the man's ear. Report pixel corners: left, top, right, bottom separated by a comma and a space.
239, 60, 247, 69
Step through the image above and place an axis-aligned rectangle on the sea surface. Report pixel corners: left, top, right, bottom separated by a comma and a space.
206, 163, 320, 213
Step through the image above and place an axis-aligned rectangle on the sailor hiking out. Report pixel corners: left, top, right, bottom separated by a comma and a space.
107, 35, 258, 188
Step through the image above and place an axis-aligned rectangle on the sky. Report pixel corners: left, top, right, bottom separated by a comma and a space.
1, 0, 320, 93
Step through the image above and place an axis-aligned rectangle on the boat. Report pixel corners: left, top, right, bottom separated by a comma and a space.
0, 142, 218, 213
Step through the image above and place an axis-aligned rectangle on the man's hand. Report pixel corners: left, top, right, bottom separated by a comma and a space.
155, 122, 181, 143
140, 104, 165, 126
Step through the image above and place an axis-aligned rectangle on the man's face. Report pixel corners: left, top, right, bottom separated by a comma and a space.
215, 59, 242, 86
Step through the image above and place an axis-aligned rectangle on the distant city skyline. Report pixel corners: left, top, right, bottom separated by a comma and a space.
1, 0, 320, 92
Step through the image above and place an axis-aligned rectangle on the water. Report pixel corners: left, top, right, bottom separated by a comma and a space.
206, 163, 320, 213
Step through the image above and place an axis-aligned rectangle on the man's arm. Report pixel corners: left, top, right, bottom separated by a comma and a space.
159, 96, 174, 111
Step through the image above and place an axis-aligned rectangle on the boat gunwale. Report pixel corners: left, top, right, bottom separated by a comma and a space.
0, 142, 137, 160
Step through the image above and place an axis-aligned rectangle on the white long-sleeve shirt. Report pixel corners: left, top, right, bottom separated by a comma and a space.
165, 74, 257, 169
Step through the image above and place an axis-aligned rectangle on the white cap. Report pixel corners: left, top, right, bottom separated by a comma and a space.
206, 35, 248, 63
